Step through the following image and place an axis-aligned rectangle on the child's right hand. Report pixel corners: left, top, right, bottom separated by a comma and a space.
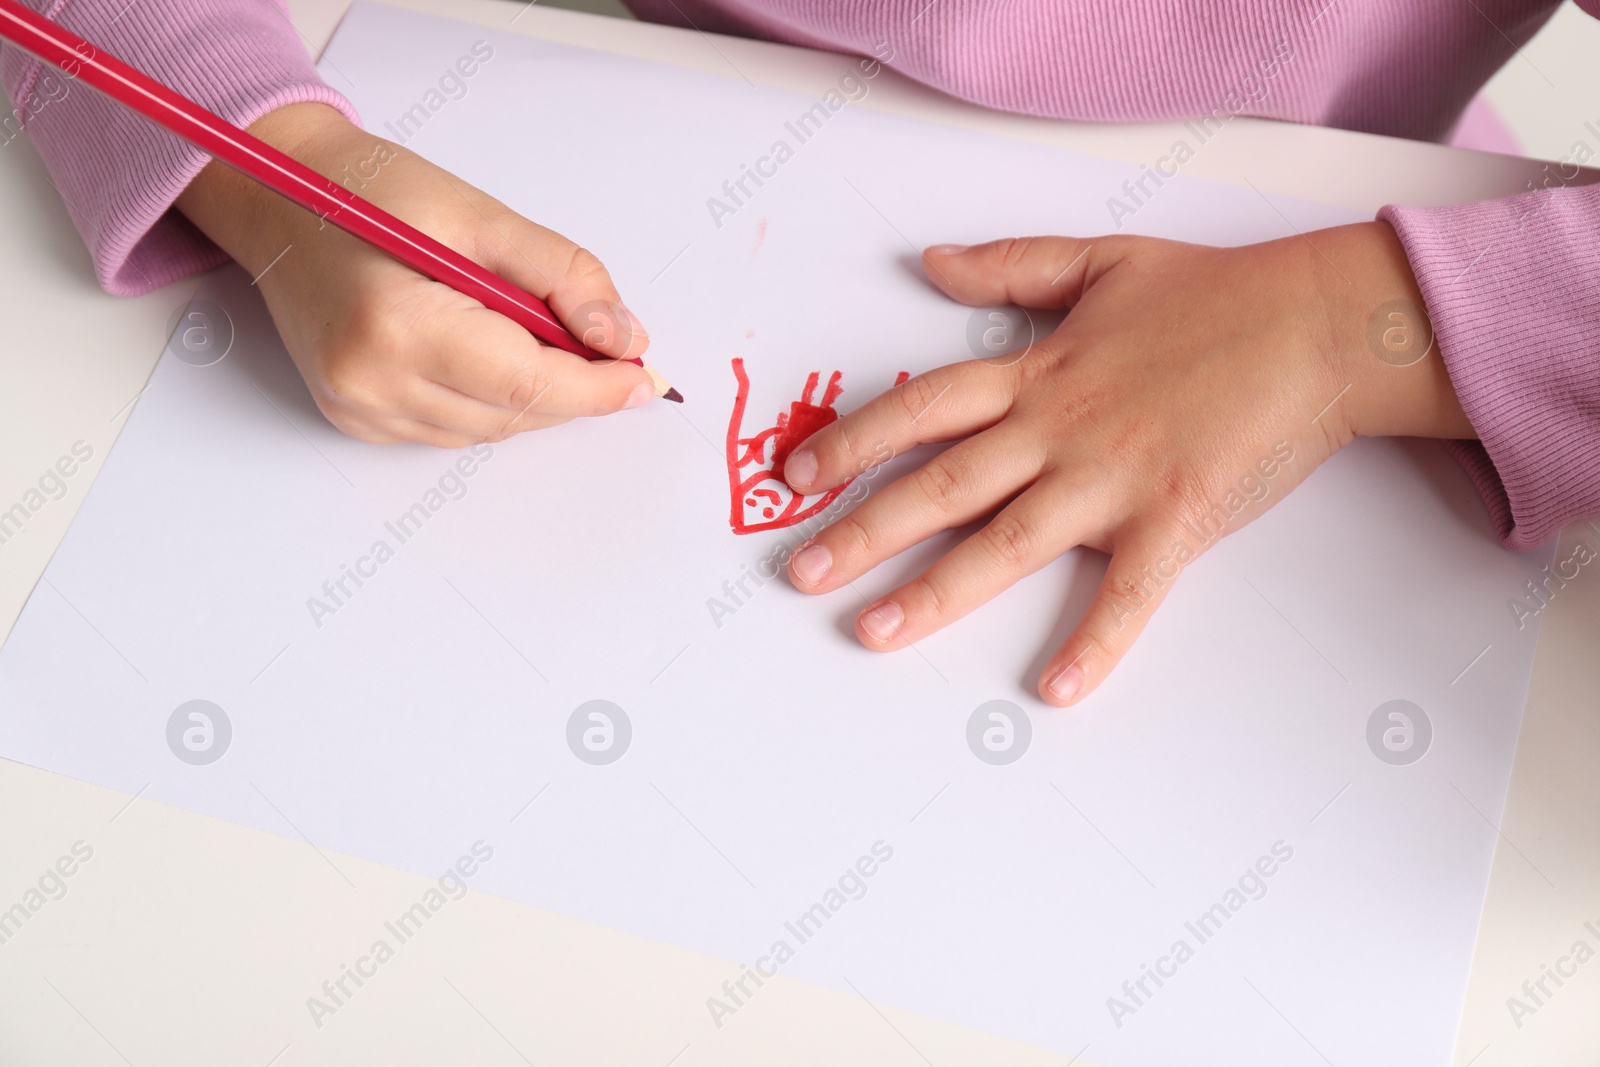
175, 102, 654, 447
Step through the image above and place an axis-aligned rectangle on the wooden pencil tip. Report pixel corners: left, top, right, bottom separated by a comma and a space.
643, 362, 680, 403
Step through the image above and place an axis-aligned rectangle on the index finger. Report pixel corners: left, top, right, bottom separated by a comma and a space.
782, 362, 1015, 495
428, 305, 654, 419
446, 182, 650, 363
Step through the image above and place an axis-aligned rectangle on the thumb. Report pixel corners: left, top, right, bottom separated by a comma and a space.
922, 236, 1129, 310
479, 215, 651, 363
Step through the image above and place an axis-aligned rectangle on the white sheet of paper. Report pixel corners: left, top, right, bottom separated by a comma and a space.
0, 5, 1552, 1063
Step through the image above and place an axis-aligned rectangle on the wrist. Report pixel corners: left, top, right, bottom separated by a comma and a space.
174, 102, 375, 273
1311, 222, 1474, 441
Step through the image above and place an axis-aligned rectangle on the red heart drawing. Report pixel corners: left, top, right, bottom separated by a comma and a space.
725, 358, 906, 535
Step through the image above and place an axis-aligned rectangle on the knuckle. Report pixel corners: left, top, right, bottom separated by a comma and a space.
830, 422, 854, 466
998, 235, 1033, 269
1096, 556, 1167, 637
978, 512, 1034, 568
1012, 354, 1047, 390
1107, 574, 1145, 616
833, 513, 876, 559
503, 365, 555, 413
910, 458, 963, 514
1013, 338, 1067, 384
564, 245, 610, 287
1152, 466, 1213, 524
895, 373, 944, 424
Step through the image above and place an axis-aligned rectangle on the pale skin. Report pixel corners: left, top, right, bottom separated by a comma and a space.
177, 103, 1474, 708
780, 228, 1473, 707
175, 102, 654, 447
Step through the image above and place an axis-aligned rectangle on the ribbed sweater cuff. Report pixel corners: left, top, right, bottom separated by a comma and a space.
0, 0, 361, 297
1380, 183, 1600, 549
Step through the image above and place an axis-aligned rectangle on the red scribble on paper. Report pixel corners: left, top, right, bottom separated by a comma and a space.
725, 358, 909, 535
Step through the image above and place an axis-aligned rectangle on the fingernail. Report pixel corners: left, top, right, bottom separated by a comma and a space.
860, 601, 904, 643
785, 448, 817, 491
624, 382, 652, 409
790, 544, 831, 587
1046, 664, 1084, 704
926, 243, 968, 255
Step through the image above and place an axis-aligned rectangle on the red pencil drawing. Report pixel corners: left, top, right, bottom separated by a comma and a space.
749, 217, 768, 261
725, 358, 907, 535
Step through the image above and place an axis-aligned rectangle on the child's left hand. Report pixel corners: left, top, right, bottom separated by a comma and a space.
780, 223, 1474, 707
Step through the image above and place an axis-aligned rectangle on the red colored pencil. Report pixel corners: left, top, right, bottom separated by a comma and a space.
0, 0, 681, 402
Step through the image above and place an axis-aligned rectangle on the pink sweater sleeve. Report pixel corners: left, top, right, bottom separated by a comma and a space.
0, 0, 360, 296
1381, 186, 1600, 549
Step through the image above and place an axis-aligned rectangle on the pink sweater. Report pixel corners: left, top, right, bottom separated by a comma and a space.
4, 0, 1597, 549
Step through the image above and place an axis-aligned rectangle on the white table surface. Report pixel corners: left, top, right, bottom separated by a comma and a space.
1, 2, 1596, 1063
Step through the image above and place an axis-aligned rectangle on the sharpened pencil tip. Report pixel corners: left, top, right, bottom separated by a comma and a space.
663, 387, 684, 403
